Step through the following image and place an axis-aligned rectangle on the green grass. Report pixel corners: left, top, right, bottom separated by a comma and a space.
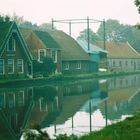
78, 111, 140, 140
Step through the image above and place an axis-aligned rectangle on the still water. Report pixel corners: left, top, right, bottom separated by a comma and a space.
0, 74, 140, 139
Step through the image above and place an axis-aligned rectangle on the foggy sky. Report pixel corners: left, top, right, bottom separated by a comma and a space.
0, 0, 139, 25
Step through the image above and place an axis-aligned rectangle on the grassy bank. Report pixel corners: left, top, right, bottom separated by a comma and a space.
78, 111, 140, 140
0, 71, 140, 87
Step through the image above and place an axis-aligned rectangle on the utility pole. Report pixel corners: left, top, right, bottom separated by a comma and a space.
69, 21, 71, 36
87, 16, 90, 51
52, 18, 54, 30
103, 19, 106, 50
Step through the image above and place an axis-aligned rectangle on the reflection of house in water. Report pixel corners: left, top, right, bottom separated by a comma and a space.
108, 75, 140, 90
0, 85, 61, 139
28, 85, 61, 128
99, 75, 140, 121
0, 87, 33, 140
50, 79, 108, 125
80, 89, 108, 113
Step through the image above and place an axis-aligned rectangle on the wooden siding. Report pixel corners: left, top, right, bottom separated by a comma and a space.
0, 32, 31, 78
108, 58, 140, 72
62, 60, 98, 74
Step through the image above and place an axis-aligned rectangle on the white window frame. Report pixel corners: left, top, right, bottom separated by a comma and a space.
8, 59, 14, 74
7, 36, 16, 52
17, 59, 24, 73
51, 50, 57, 63
0, 59, 4, 75
64, 62, 69, 70
38, 49, 46, 62
76, 61, 81, 69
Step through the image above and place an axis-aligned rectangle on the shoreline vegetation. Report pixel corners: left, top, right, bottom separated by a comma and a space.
0, 71, 140, 87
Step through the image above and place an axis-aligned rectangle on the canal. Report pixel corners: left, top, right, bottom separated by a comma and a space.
0, 74, 140, 139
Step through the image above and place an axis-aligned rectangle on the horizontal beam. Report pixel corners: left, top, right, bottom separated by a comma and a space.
53, 18, 103, 24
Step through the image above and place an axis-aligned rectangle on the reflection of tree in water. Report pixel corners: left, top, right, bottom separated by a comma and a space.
34, 86, 57, 101
99, 90, 140, 121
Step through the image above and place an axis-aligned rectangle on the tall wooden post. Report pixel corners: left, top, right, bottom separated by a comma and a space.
89, 98, 92, 132
105, 100, 108, 127
69, 21, 72, 36
103, 19, 106, 50
87, 17, 90, 51
52, 18, 54, 30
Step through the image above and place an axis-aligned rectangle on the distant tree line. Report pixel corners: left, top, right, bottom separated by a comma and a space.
77, 19, 140, 53
135, 0, 140, 29
0, 13, 56, 31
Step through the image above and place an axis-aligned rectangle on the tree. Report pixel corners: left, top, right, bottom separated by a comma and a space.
33, 57, 56, 77
11, 12, 24, 25
0, 14, 10, 22
23, 124, 51, 140
0, 15, 5, 22
39, 23, 56, 31
135, 0, 140, 13
97, 19, 126, 42
134, 0, 140, 29
20, 21, 38, 29
77, 28, 101, 43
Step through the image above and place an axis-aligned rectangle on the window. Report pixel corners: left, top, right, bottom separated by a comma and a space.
125, 61, 128, 66
76, 62, 81, 69
0, 93, 5, 108
52, 50, 57, 63
77, 85, 82, 93
0, 59, 4, 75
18, 91, 24, 106
8, 93, 15, 108
39, 98, 47, 112
64, 62, 69, 70
119, 61, 122, 66
38, 49, 46, 62
64, 87, 70, 95
8, 59, 14, 74
7, 36, 16, 51
17, 59, 23, 73
113, 60, 115, 67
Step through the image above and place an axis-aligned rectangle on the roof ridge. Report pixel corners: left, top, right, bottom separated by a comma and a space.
126, 42, 140, 57
32, 31, 47, 49
0, 22, 14, 48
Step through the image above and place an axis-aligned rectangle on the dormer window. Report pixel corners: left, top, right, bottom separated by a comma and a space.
7, 36, 16, 51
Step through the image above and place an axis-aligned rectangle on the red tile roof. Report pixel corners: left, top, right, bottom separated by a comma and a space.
96, 41, 140, 59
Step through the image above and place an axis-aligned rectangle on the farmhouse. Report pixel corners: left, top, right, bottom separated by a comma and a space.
47, 30, 98, 74
97, 41, 140, 72
21, 28, 62, 74
0, 21, 33, 78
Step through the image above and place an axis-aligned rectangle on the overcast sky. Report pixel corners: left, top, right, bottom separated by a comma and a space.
0, 0, 140, 36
